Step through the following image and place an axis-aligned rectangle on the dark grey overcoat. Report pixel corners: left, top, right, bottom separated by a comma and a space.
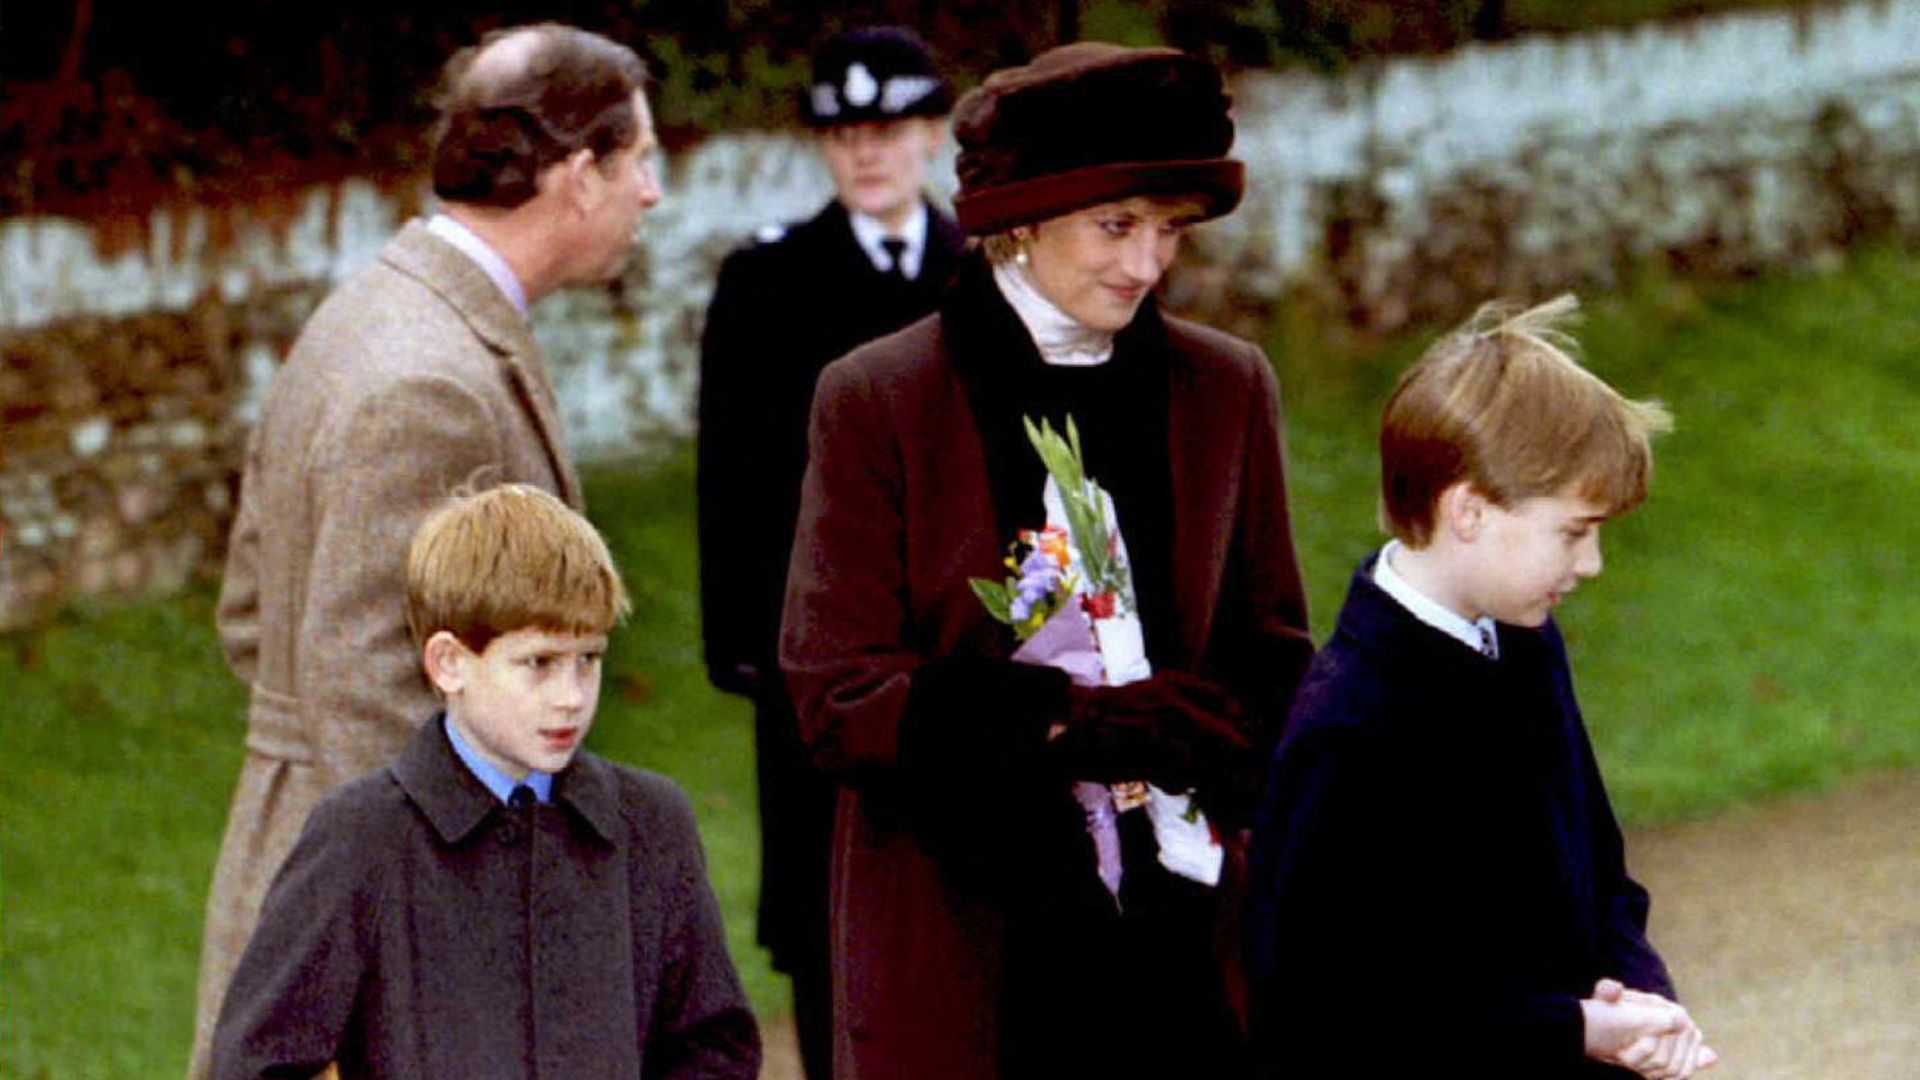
210, 719, 760, 1079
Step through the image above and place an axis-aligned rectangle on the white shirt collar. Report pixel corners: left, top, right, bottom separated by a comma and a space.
1373, 541, 1500, 659
427, 213, 529, 317
991, 260, 1115, 368
848, 203, 929, 279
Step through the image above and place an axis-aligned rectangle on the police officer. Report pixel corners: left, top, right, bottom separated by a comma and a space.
694, 25, 962, 1080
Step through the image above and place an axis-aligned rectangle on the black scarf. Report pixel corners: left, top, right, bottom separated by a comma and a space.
940, 253, 1181, 669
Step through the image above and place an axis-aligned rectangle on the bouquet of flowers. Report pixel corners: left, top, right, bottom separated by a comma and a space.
970, 416, 1221, 904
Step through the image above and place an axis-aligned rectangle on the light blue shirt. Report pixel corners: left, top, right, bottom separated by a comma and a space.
1373, 541, 1501, 659
426, 213, 530, 317
444, 716, 554, 804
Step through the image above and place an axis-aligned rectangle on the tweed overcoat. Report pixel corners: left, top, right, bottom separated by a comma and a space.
192, 220, 582, 1072
211, 719, 761, 1079
779, 276, 1315, 1079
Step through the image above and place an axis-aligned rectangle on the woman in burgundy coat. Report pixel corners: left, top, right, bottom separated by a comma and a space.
778, 43, 1315, 1080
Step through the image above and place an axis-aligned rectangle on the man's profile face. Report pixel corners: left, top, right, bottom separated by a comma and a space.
819, 116, 944, 231
578, 91, 663, 282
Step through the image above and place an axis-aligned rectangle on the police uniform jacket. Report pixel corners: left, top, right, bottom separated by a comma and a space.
697, 197, 965, 698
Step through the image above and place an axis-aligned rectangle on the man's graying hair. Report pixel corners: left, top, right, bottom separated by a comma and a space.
431, 23, 648, 208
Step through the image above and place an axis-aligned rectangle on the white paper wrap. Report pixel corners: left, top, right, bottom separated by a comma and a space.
1037, 477, 1223, 891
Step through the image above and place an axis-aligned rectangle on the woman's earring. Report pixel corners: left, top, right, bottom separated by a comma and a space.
1015, 246, 1030, 267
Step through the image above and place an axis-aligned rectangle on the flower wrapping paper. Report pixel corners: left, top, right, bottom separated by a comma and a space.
1010, 477, 1222, 902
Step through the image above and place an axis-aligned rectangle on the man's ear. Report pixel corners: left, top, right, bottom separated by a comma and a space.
1437, 480, 1491, 543
543, 147, 598, 214
422, 630, 471, 695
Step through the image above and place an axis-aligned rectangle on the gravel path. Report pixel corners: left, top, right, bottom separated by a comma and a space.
756, 768, 1920, 1079
1630, 768, 1920, 1079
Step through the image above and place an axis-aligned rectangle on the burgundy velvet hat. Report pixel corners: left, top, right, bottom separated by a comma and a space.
951, 42, 1244, 236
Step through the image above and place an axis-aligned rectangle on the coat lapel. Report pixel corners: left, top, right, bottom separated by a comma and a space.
383, 221, 583, 509
390, 716, 499, 845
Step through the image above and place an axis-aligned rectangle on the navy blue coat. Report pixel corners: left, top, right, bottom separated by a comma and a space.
696, 198, 966, 700
1246, 556, 1674, 1078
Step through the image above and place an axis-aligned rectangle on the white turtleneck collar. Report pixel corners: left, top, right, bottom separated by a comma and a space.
991, 260, 1115, 367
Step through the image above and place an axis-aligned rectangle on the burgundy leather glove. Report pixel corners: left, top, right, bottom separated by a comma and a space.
1052, 669, 1253, 795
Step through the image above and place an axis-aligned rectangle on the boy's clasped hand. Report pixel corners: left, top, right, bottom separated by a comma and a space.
1583, 978, 1719, 1078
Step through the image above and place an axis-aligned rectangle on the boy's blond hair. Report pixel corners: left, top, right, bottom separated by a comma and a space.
1380, 295, 1673, 547
405, 483, 631, 651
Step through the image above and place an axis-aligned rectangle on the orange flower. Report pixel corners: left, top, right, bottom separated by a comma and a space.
1037, 525, 1072, 569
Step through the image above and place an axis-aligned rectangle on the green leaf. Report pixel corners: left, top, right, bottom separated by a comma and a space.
1020, 411, 1130, 597
969, 577, 1015, 624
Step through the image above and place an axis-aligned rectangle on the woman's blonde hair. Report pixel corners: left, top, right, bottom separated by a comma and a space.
1380, 295, 1674, 547
405, 483, 630, 651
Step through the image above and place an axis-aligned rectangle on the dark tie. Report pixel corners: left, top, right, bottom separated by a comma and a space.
881, 237, 909, 281
497, 784, 536, 844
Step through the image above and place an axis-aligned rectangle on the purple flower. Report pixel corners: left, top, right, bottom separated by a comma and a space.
1008, 551, 1062, 623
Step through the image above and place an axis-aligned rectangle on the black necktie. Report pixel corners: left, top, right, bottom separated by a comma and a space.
881, 237, 909, 281
509, 784, 536, 810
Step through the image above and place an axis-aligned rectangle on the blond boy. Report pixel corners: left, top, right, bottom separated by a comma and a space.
1247, 297, 1716, 1079
211, 485, 759, 1079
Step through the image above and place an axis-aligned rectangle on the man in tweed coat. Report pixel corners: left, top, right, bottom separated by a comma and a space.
189, 24, 662, 1074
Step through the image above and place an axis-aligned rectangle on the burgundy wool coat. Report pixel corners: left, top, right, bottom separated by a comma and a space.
779, 270, 1315, 1079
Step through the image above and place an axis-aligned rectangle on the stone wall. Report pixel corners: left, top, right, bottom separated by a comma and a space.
5, 0, 1920, 628
1, 288, 309, 623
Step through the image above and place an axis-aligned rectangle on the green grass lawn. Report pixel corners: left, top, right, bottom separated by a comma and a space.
6, 245, 1920, 1076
